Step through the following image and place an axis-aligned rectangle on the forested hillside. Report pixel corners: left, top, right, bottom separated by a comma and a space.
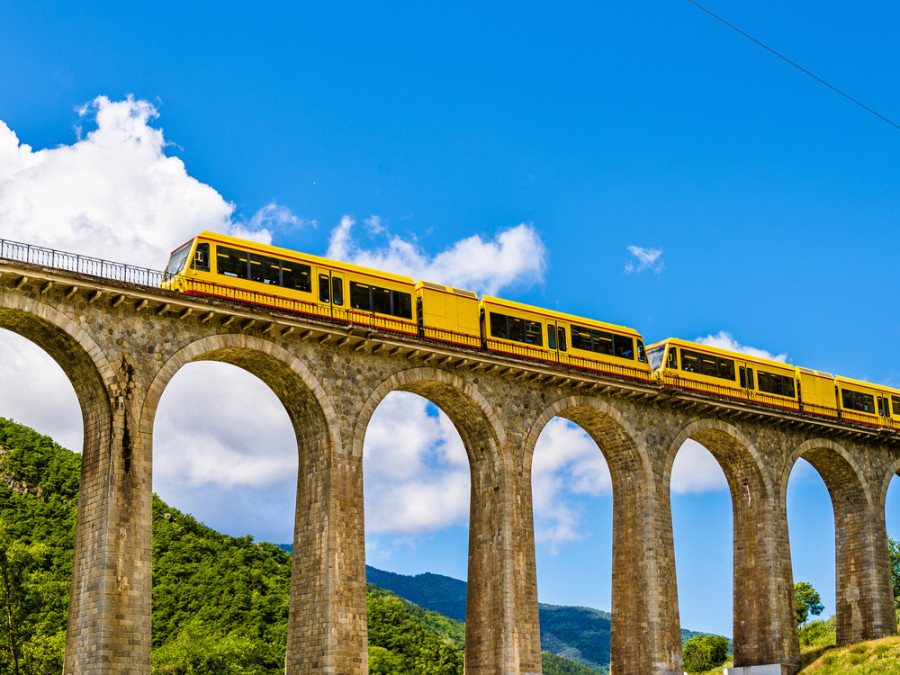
0, 418, 588, 675
364, 566, 718, 673
0, 418, 467, 674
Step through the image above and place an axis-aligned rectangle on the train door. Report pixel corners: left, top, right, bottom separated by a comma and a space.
316, 267, 345, 320
738, 363, 755, 400
878, 394, 892, 428
548, 320, 568, 366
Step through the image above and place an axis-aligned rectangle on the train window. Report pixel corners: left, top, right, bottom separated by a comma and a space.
667, 348, 677, 368
164, 241, 192, 278
557, 327, 567, 351
319, 274, 330, 302
570, 324, 634, 360
372, 286, 392, 315
332, 278, 344, 306
647, 345, 665, 370
191, 243, 210, 272
216, 246, 249, 279
548, 326, 557, 350
637, 341, 647, 363
249, 253, 281, 285
282, 263, 312, 292
490, 313, 508, 339
393, 292, 412, 320
350, 281, 369, 309
699, 354, 717, 377
893, 396, 900, 416
681, 349, 734, 380
747, 368, 754, 390
571, 326, 593, 352
757, 371, 795, 398
740, 366, 746, 388
718, 358, 735, 380
681, 350, 698, 372
525, 321, 543, 346
489, 312, 543, 346
841, 389, 875, 413
348, 281, 410, 318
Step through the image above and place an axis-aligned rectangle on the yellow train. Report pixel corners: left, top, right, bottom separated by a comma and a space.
162, 232, 651, 383
648, 338, 900, 429
162, 232, 900, 429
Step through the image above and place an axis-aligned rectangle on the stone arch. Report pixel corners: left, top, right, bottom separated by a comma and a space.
663, 418, 772, 497
779, 438, 871, 511
664, 418, 793, 668
877, 456, 900, 516
522, 395, 649, 481
0, 290, 117, 417
140, 333, 340, 675
352, 366, 506, 471
525, 396, 682, 673
141, 333, 336, 451
353, 367, 521, 675
783, 439, 896, 644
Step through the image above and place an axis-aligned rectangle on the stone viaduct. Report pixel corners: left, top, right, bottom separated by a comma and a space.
0, 247, 898, 675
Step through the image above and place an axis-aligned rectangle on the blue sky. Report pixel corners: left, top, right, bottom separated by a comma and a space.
1, 0, 899, 639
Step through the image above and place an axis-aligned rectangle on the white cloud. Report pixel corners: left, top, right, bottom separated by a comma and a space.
152, 361, 298, 489
531, 418, 612, 554
0, 95, 281, 267
670, 439, 728, 494
363, 392, 470, 534
0, 329, 83, 453
695, 331, 787, 362
624, 245, 663, 274
326, 216, 547, 296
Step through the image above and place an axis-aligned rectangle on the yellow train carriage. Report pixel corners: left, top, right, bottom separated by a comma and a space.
161, 232, 418, 335
835, 376, 900, 429
796, 368, 838, 420
480, 297, 651, 382
415, 281, 481, 349
647, 338, 802, 412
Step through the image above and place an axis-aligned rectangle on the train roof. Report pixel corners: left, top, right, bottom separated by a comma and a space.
193, 231, 416, 285
834, 375, 900, 397
481, 295, 643, 338
647, 337, 795, 371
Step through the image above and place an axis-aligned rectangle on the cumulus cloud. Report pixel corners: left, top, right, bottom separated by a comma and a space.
695, 331, 787, 362
152, 362, 298, 489
327, 215, 547, 296
670, 439, 728, 494
0, 330, 83, 452
624, 245, 663, 274
363, 392, 470, 534
531, 418, 612, 554
0, 95, 282, 267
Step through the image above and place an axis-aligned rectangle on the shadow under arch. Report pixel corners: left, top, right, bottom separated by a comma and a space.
140, 333, 339, 674
0, 292, 123, 673
523, 396, 681, 674
352, 367, 524, 674
664, 418, 795, 669
782, 438, 894, 644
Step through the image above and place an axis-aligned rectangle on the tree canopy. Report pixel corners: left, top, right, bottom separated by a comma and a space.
794, 581, 825, 626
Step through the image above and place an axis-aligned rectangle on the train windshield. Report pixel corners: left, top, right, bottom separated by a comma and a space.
164, 241, 193, 279
647, 345, 665, 370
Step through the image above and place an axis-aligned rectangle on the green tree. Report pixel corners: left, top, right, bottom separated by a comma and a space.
794, 581, 824, 626
682, 634, 730, 673
889, 537, 899, 601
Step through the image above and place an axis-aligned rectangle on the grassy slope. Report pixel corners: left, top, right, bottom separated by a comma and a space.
801, 635, 900, 674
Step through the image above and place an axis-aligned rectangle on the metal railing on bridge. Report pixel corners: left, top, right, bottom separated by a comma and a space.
0, 238, 162, 287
